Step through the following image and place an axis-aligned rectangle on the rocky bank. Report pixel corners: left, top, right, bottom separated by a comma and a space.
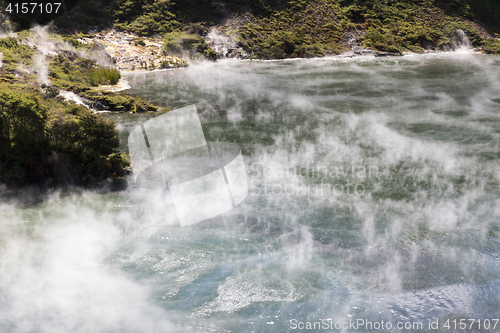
78, 30, 188, 71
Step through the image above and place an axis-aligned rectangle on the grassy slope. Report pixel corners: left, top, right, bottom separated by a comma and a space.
36, 0, 500, 57
4, 0, 498, 57
236, 0, 500, 58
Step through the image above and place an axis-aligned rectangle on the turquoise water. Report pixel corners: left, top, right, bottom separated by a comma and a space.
1, 54, 500, 332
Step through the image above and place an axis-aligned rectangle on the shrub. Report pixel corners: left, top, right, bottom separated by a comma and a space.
80, 90, 157, 112
88, 67, 121, 86
62, 36, 91, 49
0, 89, 50, 183
48, 53, 120, 89
482, 38, 500, 54
48, 104, 130, 184
0, 37, 34, 73
163, 31, 217, 60
0, 86, 131, 185
239, 0, 345, 59
111, 0, 179, 36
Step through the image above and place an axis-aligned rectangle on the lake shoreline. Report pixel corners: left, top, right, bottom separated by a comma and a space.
84, 28, 494, 78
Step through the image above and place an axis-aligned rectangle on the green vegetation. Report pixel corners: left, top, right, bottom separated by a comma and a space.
0, 84, 129, 185
62, 34, 94, 50
1, 0, 500, 187
88, 67, 121, 86
239, 1, 345, 58
163, 31, 217, 60
0, 87, 49, 183
339, 0, 486, 54
53, 0, 500, 57
80, 90, 158, 112
0, 37, 133, 186
236, 0, 499, 57
49, 52, 119, 88
4, 0, 499, 57
47, 52, 157, 112
482, 38, 500, 54
111, 0, 179, 36
0, 37, 33, 75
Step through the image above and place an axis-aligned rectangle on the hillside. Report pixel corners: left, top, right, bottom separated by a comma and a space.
3, 0, 499, 57
0, 0, 500, 186
0, 34, 137, 186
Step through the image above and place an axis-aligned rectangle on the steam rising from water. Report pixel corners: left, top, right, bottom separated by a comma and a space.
0, 194, 178, 332
2, 54, 500, 331
27, 26, 57, 85
23, 25, 115, 86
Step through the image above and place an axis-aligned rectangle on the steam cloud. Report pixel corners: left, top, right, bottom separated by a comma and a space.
1, 51, 499, 330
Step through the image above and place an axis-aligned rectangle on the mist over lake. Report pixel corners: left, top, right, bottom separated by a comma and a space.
1, 53, 500, 332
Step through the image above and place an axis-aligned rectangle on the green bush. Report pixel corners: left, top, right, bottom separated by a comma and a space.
48, 53, 120, 88
0, 37, 34, 73
239, 0, 345, 59
48, 103, 130, 184
0, 89, 49, 183
80, 90, 157, 112
0, 86, 130, 185
112, 0, 179, 36
3, 0, 498, 59
363, 27, 402, 54
62, 36, 92, 49
88, 67, 121, 86
482, 38, 500, 54
163, 31, 217, 60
